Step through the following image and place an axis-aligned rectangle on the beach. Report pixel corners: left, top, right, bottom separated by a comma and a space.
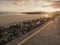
0, 14, 41, 27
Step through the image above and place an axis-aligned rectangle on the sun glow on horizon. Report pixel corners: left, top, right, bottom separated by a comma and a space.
34, 6, 60, 12
41, 7, 56, 12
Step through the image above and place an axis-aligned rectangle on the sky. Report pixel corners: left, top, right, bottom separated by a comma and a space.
0, 0, 60, 12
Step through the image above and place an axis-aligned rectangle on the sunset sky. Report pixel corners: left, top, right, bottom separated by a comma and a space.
0, 0, 60, 12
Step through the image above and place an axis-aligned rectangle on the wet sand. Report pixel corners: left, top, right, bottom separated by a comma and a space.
0, 14, 41, 26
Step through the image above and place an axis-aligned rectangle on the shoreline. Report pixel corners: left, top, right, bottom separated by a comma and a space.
0, 14, 41, 27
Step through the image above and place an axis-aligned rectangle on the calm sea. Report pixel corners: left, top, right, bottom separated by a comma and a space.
0, 12, 22, 16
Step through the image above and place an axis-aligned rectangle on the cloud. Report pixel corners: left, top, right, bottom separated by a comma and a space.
0, 0, 60, 12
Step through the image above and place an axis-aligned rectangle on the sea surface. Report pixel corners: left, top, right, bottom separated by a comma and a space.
0, 12, 42, 27
0, 12, 23, 16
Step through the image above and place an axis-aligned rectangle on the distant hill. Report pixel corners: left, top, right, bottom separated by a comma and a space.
22, 11, 46, 14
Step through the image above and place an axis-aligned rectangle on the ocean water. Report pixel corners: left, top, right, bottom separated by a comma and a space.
0, 12, 22, 16
0, 12, 41, 26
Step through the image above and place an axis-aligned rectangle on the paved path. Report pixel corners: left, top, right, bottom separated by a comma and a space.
18, 15, 60, 45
